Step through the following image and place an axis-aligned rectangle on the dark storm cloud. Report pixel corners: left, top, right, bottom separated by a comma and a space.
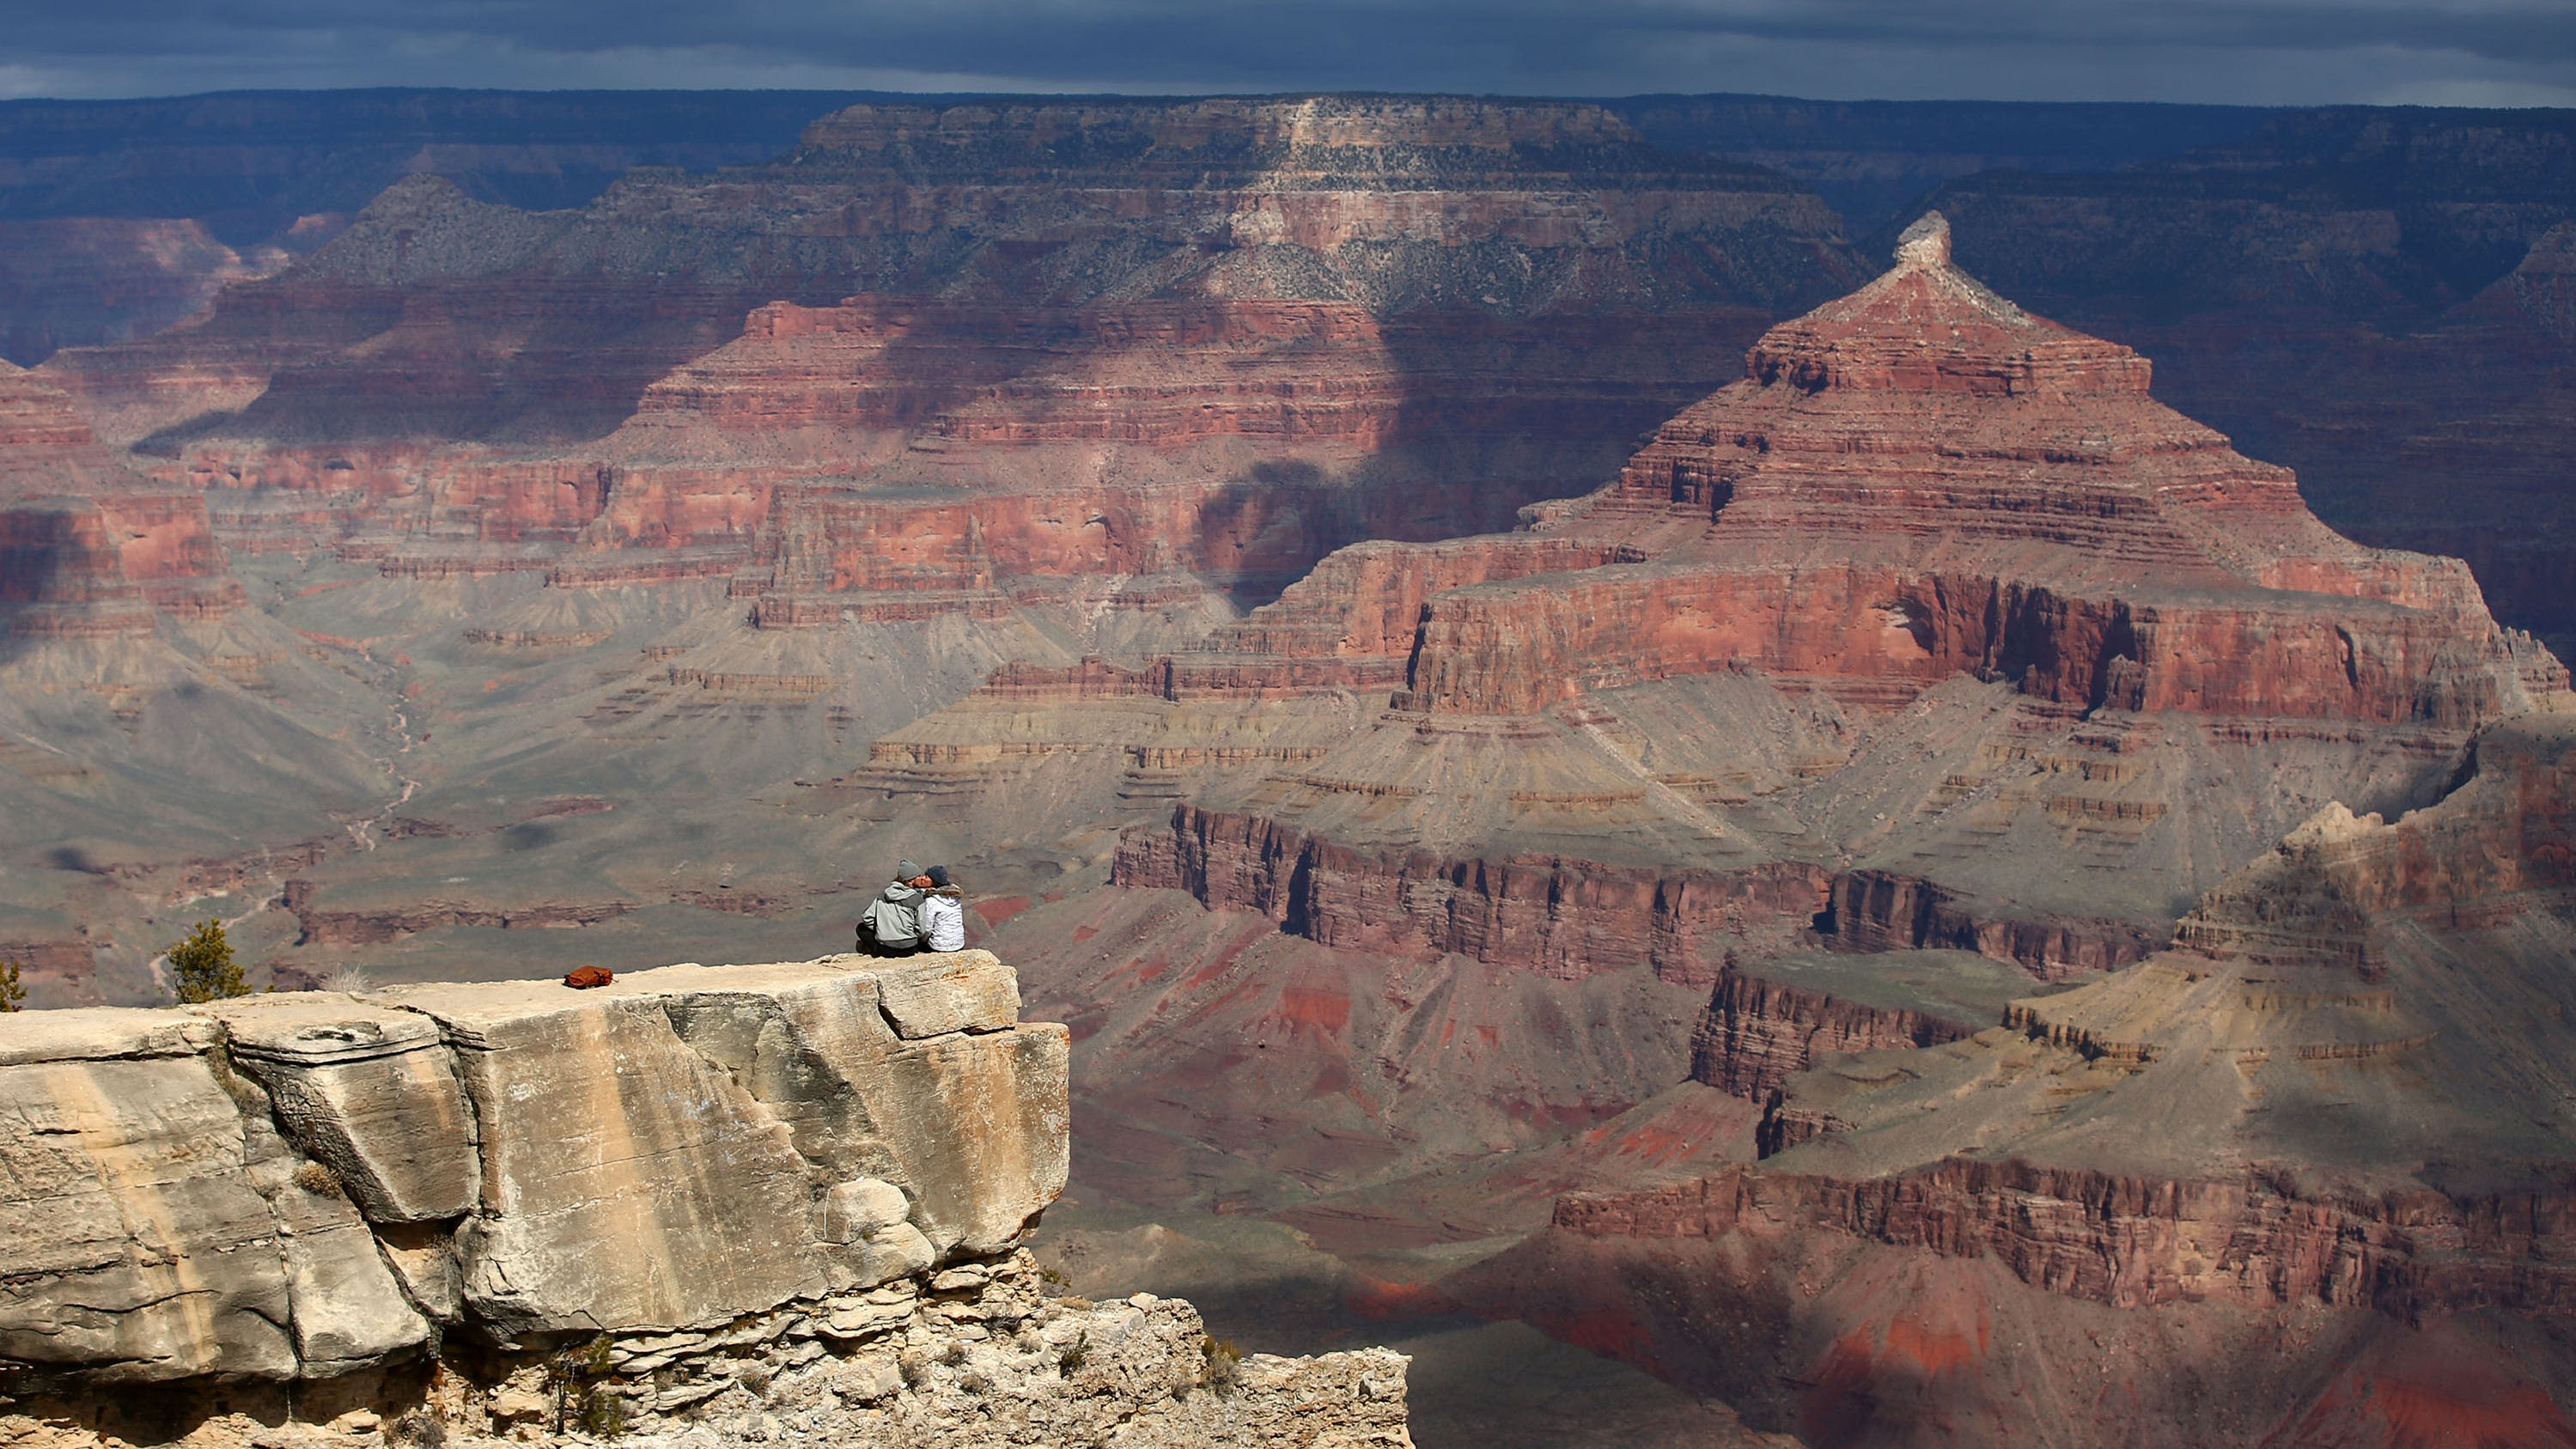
3, 0, 2572, 106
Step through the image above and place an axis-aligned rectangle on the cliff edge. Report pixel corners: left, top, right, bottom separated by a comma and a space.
0, 951, 1410, 1447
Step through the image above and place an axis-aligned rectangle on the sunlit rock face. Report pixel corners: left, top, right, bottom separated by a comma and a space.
0, 953, 1413, 1448
1390, 210, 2548, 725
0, 360, 238, 636
0, 952, 1065, 1385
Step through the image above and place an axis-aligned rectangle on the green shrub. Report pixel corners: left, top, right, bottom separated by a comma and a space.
546, 1334, 626, 1437
0, 957, 24, 1012
167, 919, 247, 1004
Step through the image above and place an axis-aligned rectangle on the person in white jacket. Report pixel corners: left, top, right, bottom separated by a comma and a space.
918, 865, 966, 953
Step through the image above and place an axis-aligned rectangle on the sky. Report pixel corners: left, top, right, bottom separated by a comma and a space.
1, 0, 2572, 108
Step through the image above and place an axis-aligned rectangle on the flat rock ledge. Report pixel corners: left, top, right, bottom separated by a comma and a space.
0, 953, 1411, 1448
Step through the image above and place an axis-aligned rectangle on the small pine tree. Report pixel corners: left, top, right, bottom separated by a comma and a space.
0, 957, 23, 1012
167, 919, 247, 1004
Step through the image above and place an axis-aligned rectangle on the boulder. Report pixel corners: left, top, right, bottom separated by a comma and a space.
211, 993, 477, 1224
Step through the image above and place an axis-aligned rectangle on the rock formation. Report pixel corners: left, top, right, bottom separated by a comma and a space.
0, 360, 239, 636
0, 950, 1410, 1446
1921, 109, 2576, 655
0, 94, 1866, 1021
929, 212, 2557, 1008
35, 97, 1856, 610
13, 93, 2576, 1446
1444, 703, 2576, 1442
875, 223, 2576, 1443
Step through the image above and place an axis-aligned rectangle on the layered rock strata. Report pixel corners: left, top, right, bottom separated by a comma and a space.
0, 359, 238, 635
0, 950, 1410, 1446
1918, 109, 2576, 652
1386, 212, 2546, 723
1442, 705, 2576, 1441
38, 97, 1857, 615
1456, 705, 2576, 1437
1550, 1153, 2576, 1321
1036, 212, 2559, 996
1691, 964, 1980, 1100
0, 952, 1063, 1385
832, 222, 2572, 1306
1116, 805, 1828, 987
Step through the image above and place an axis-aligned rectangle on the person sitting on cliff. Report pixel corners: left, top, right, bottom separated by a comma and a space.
919, 865, 966, 953
858, 858, 929, 957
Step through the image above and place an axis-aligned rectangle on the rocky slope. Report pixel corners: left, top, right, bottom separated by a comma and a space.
835, 226, 2576, 1445
923, 213, 2557, 1008
0, 950, 1411, 1447
1453, 703, 2576, 1443
35, 97, 1855, 604
14, 92, 2576, 1446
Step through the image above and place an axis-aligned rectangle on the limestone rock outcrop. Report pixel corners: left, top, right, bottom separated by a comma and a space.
0, 951, 1410, 1445
0, 952, 1068, 1386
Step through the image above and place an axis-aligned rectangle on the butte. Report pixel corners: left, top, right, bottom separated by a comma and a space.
866, 211, 2565, 1258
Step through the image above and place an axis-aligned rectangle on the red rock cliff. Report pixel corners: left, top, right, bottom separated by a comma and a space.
1382, 214, 2553, 724
0, 361, 239, 632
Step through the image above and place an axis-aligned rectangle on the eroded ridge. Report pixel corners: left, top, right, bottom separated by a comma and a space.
1553, 704, 2576, 1323
0, 360, 238, 638
0, 953, 1410, 1447
909, 211, 2561, 985
35, 95, 1856, 609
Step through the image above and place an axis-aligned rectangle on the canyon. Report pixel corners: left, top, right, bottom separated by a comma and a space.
2, 94, 1865, 1015
1458, 704, 2576, 1443
7, 90, 2576, 1446
950, 213, 2576, 1442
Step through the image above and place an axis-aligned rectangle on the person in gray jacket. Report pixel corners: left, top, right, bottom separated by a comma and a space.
858, 857, 929, 956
